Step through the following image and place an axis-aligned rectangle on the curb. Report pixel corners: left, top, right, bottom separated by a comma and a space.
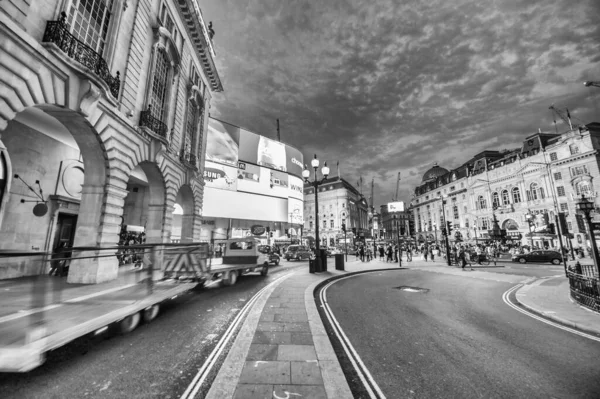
512, 281, 600, 337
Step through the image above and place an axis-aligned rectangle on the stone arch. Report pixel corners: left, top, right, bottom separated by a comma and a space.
173, 184, 195, 243
502, 218, 520, 231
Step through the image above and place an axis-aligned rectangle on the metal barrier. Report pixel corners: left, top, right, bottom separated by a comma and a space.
567, 271, 600, 313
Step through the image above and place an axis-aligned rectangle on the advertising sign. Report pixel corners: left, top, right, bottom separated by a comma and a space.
388, 201, 405, 212
238, 128, 304, 176
288, 197, 304, 224
285, 145, 304, 177
268, 169, 289, 199
288, 175, 304, 200
251, 225, 266, 236
206, 119, 240, 166
204, 161, 237, 191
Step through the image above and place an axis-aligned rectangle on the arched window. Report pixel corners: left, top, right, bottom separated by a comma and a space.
512, 187, 521, 203
576, 181, 592, 196
529, 182, 545, 200
478, 195, 487, 209
149, 49, 171, 124
492, 192, 500, 209
67, 0, 117, 56
501, 190, 510, 205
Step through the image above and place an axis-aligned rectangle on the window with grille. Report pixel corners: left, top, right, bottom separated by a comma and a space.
560, 203, 568, 212
453, 205, 459, 220
478, 195, 486, 209
569, 144, 580, 155
570, 165, 588, 177
557, 186, 566, 196
190, 67, 200, 87
549, 152, 558, 161
68, 0, 114, 55
185, 100, 199, 151
576, 181, 592, 196
492, 192, 500, 208
330, 220, 334, 228
554, 172, 562, 180
512, 187, 521, 203
529, 182, 544, 200
501, 190, 510, 205
149, 49, 170, 121
481, 219, 489, 229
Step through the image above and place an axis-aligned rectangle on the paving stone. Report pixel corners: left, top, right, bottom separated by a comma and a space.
291, 361, 323, 385
278, 345, 317, 361
256, 321, 285, 332
282, 322, 311, 333
259, 313, 275, 322
280, 302, 305, 308
290, 333, 313, 345
239, 361, 291, 385
320, 360, 354, 398
233, 384, 273, 399
263, 307, 307, 316
309, 320, 327, 336
274, 313, 309, 322
247, 344, 278, 361
273, 384, 327, 399
252, 331, 292, 345
313, 335, 337, 360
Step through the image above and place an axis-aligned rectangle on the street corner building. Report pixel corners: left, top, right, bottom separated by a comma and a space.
410, 123, 600, 251
0, 0, 222, 283
199, 116, 305, 246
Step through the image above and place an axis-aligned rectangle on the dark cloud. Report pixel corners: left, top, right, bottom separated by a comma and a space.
201, 0, 600, 207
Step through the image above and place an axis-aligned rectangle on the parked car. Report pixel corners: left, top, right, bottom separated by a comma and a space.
284, 245, 312, 261
327, 247, 343, 256
511, 250, 563, 265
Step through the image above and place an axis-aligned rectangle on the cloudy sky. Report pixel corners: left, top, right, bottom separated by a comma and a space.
201, 0, 600, 208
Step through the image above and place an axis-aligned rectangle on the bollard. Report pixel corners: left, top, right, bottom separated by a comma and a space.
335, 254, 345, 270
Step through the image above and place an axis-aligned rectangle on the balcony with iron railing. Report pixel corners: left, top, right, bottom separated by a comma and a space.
179, 151, 198, 170
139, 107, 168, 142
42, 12, 120, 99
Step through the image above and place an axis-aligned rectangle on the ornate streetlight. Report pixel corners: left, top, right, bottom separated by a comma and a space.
584, 81, 600, 88
575, 194, 600, 275
302, 154, 330, 273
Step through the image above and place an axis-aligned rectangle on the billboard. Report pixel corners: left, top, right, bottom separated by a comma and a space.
288, 175, 304, 200
206, 119, 240, 166
204, 161, 237, 191
388, 201, 405, 212
238, 128, 304, 177
237, 161, 263, 193
288, 197, 304, 224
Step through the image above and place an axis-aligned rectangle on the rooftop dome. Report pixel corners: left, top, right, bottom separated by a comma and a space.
422, 163, 449, 183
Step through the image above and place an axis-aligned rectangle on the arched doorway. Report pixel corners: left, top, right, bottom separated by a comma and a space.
171, 184, 195, 243
0, 105, 109, 279
121, 162, 166, 247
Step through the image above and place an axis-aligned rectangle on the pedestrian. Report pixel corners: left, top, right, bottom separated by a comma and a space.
366, 247, 372, 262
394, 245, 398, 262
49, 243, 68, 277
423, 247, 428, 262
407, 246, 412, 261
386, 245, 393, 262
379, 245, 385, 260
359, 246, 365, 262
462, 247, 473, 270
430, 246, 435, 262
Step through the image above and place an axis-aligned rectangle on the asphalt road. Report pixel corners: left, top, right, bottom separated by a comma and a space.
323, 268, 600, 398
0, 259, 307, 399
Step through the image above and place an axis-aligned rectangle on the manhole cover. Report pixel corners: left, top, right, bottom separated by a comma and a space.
394, 286, 429, 293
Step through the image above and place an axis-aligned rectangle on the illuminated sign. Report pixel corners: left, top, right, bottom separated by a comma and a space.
388, 201, 405, 212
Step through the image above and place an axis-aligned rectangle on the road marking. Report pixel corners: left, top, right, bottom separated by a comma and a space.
321, 274, 387, 399
180, 272, 294, 399
502, 285, 600, 343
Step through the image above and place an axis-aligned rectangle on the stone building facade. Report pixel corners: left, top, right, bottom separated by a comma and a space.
410, 123, 600, 250
379, 204, 410, 242
303, 177, 369, 247
0, 0, 221, 282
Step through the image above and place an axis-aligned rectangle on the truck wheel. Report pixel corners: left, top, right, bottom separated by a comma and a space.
119, 312, 141, 334
223, 270, 238, 286
142, 304, 160, 323
261, 263, 269, 276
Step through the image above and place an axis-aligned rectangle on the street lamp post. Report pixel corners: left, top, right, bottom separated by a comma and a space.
575, 194, 600, 276
302, 154, 330, 273
525, 211, 535, 249
440, 196, 451, 266
584, 81, 600, 88
433, 222, 438, 245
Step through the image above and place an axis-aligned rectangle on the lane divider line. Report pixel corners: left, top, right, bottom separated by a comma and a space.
180, 272, 293, 399
320, 274, 387, 399
502, 284, 600, 343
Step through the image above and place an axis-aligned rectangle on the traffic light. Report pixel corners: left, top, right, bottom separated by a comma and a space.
285, 229, 289, 235
379, 229, 384, 237
447, 221, 453, 235
270, 232, 273, 238
352, 227, 357, 235
441, 227, 447, 236
342, 223, 346, 233
374, 233, 378, 239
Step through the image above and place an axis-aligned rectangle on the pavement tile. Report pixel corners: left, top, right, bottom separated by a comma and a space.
290, 333, 313, 345
259, 313, 275, 322
291, 361, 323, 385
256, 322, 285, 332
252, 331, 292, 345
309, 319, 327, 336
247, 344, 278, 361
239, 361, 291, 385
274, 313, 308, 322
280, 302, 305, 308
233, 384, 273, 399
263, 308, 307, 316
278, 344, 317, 361
272, 384, 327, 399
319, 360, 354, 398
282, 322, 311, 333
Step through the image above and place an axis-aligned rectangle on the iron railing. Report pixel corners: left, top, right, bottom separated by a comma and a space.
42, 12, 120, 98
179, 151, 198, 169
139, 108, 168, 139
567, 271, 600, 313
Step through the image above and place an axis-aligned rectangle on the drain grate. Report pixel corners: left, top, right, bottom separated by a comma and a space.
394, 286, 429, 293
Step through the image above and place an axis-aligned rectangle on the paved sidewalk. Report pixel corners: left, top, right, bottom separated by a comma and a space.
514, 276, 600, 335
